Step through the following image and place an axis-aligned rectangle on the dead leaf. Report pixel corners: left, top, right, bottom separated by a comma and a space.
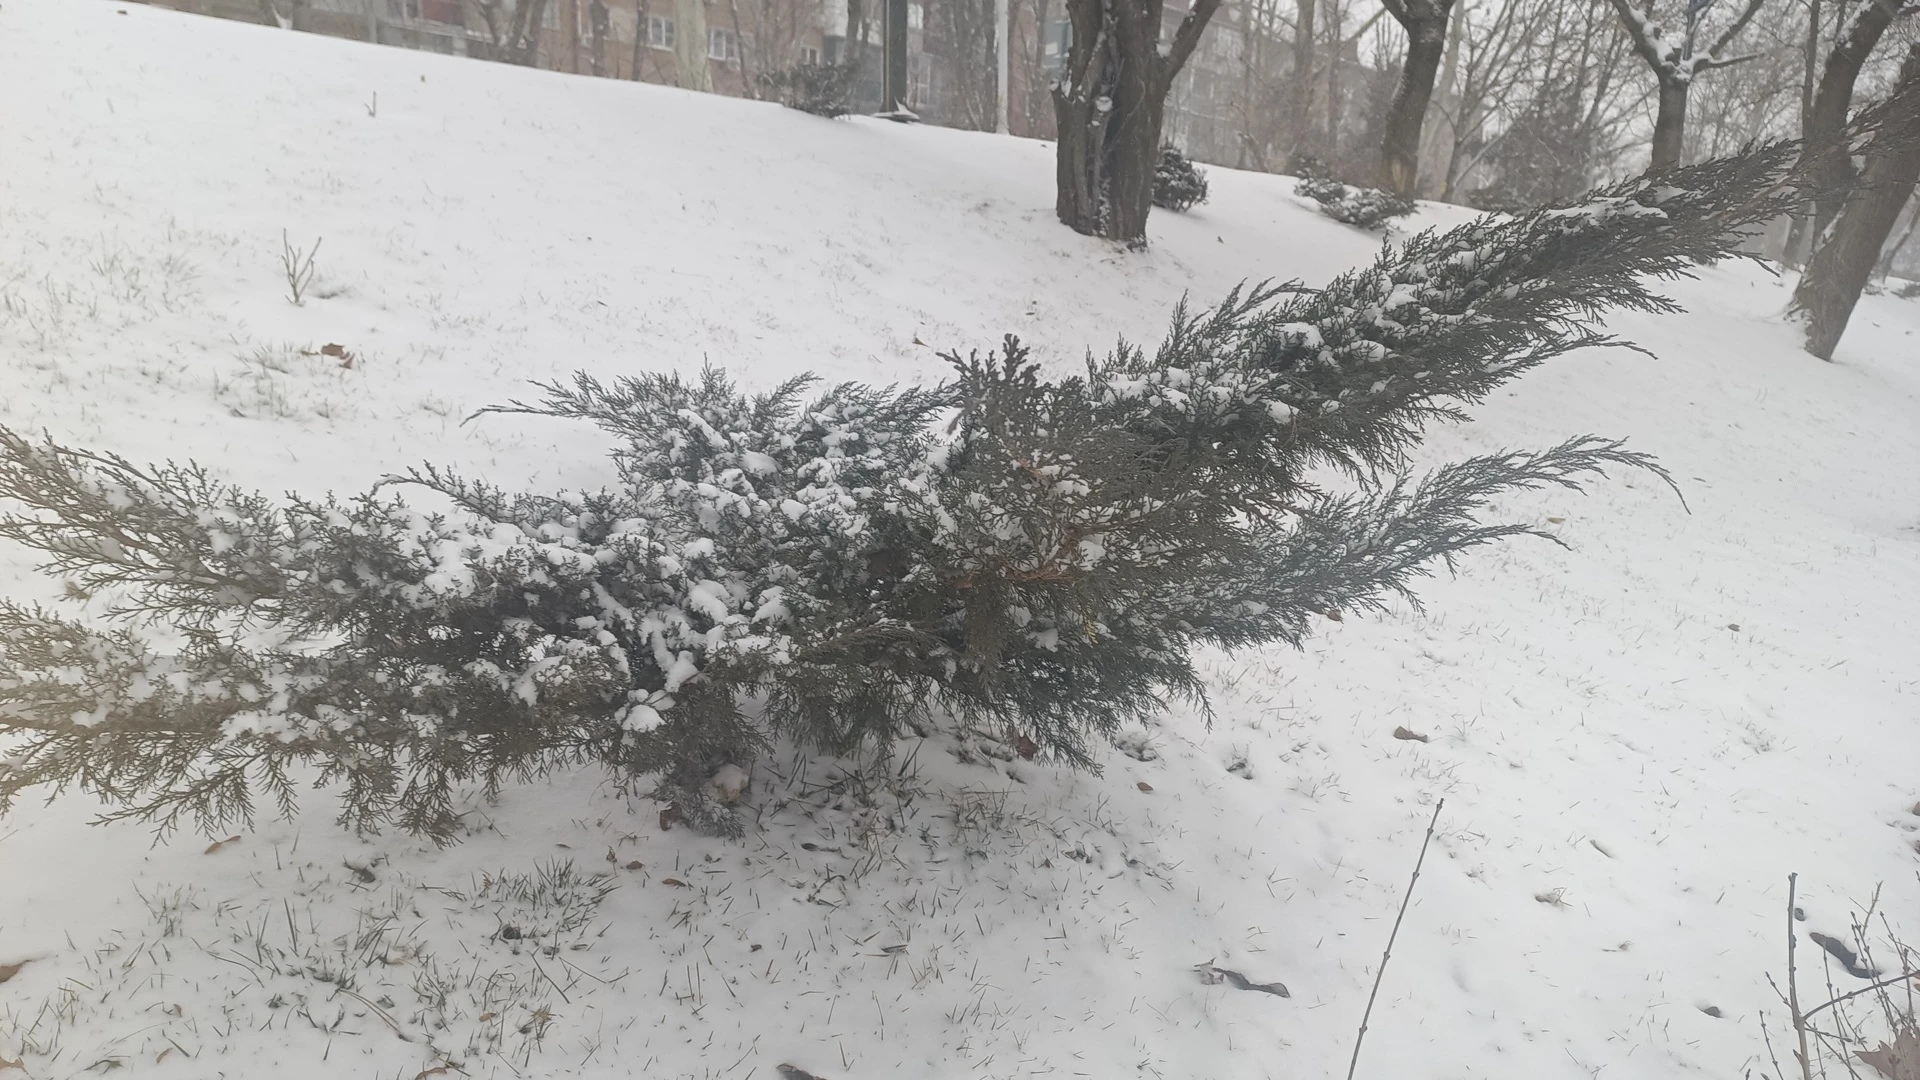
1391, 726, 1429, 743
0, 960, 30, 984
777, 1066, 829, 1080
1909, 801, 1920, 817
624, 860, 643, 871
1546, 516, 1566, 524
1012, 732, 1039, 760
0, 1056, 22, 1073
1324, 609, 1343, 622
318, 342, 354, 368
1726, 623, 1741, 631
1698, 1004, 1723, 1018
661, 877, 688, 888
658, 806, 679, 831
1136, 781, 1154, 792
1856, 1025, 1920, 1080
414, 1066, 457, 1080
203, 835, 242, 854
1194, 962, 1289, 998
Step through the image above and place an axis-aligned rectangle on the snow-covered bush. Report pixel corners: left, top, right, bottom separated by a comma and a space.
1152, 145, 1210, 212
757, 63, 856, 118
0, 143, 1800, 841
1296, 176, 1415, 229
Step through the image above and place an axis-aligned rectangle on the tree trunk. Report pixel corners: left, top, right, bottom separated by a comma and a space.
1053, 0, 1220, 245
1286, 0, 1316, 161
1793, 44, 1920, 360
1648, 77, 1689, 172
675, 0, 713, 90
1378, 2, 1452, 198
1802, 0, 1909, 245
589, 0, 609, 75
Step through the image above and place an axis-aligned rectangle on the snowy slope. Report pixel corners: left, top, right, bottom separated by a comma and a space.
4, 2, 1920, 1078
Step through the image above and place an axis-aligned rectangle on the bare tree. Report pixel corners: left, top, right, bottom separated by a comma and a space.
1287, 0, 1318, 160
1794, 0, 1919, 251
1052, 0, 1223, 242
1425, 0, 1544, 201
588, 0, 610, 74
1467, 0, 1646, 208
1792, 42, 1920, 359
467, 0, 555, 64
930, 0, 1002, 128
1377, 0, 1457, 195
673, 0, 713, 89
1605, 0, 1770, 171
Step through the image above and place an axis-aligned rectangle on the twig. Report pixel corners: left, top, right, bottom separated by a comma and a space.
332, 985, 413, 1042
281, 230, 321, 306
1804, 969, 1920, 1023
1788, 872, 1814, 1080
1346, 798, 1443, 1080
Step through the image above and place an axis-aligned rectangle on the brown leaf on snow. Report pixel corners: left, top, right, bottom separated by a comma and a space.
1136, 781, 1154, 793
1323, 609, 1343, 622
0, 960, 30, 984
625, 861, 644, 871
414, 1066, 457, 1079
0, 1055, 24, 1073
661, 877, 688, 888
1391, 726, 1429, 743
777, 1066, 829, 1080
1857, 1025, 1920, 1080
203, 835, 242, 854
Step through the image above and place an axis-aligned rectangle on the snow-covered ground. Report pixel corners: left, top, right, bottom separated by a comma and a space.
3, 2, 1919, 1077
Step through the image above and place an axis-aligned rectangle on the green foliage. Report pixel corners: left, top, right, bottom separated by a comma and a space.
1296, 176, 1415, 229
757, 63, 857, 118
1152, 145, 1210, 212
0, 143, 1800, 841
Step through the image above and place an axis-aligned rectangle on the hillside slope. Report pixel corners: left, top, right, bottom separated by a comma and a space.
4, 3, 1920, 1078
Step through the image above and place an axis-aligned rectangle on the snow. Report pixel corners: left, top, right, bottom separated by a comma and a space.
4, 2, 1920, 1079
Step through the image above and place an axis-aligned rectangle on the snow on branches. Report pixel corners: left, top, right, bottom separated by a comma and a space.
0, 142, 1799, 841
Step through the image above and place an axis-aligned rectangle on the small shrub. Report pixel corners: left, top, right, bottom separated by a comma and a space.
1296, 176, 1415, 230
758, 63, 856, 118
281, 230, 321, 306
1152, 145, 1210, 212
0, 144, 1803, 844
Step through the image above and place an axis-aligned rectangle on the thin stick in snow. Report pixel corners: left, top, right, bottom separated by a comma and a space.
1346, 797, 1443, 1080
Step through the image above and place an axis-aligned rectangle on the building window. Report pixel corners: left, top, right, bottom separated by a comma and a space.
907, 1, 923, 29
386, 0, 421, 18
798, 44, 821, 65
647, 13, 674, 48
709, 27, 739, 61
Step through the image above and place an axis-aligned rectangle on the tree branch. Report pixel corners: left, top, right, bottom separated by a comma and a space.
1162, 0, 1226, 82
1706, 0, 1769, 62
1604, 0, 1670, 73
1696, 49, 1763, 72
